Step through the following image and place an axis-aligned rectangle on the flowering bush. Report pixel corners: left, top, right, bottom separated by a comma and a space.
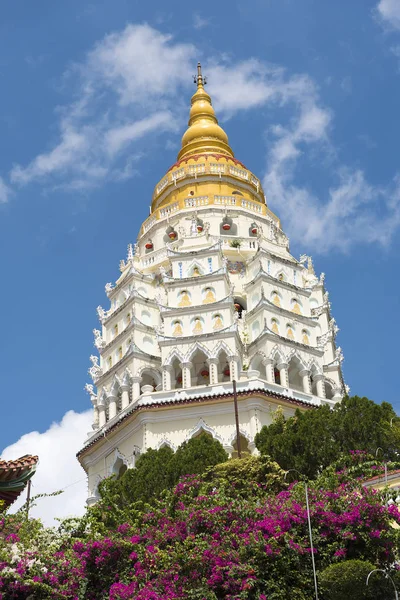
0, 463, 399, 599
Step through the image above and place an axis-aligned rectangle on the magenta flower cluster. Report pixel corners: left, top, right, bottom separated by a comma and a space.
0, 478, 399, 599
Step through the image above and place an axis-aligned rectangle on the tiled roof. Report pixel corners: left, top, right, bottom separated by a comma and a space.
77, 387, 314, 458
0, 455, 38, 507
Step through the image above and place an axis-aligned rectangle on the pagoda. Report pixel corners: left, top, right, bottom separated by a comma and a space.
78, 64, 345, 505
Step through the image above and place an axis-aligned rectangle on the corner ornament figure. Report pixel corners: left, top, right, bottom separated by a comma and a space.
88, 355, 103, 381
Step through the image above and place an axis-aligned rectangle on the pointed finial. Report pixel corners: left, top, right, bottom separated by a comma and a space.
194, 62, 206, 88
178, 61, 233, 161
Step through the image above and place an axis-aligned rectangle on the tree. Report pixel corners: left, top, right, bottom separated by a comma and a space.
255, 405, 338, 478
255, 396, 400, 478
167, 432, 228, 483
90, 433, 228, 530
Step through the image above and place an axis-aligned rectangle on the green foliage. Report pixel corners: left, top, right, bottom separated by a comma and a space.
202, 454, 286, 497
167, 432, 228, 482
255, 396, 400, 478
319, 560, 396, 600
89, 433, 228, 531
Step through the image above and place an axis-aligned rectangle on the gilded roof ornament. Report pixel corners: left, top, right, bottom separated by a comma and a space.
177, 62, 234, 161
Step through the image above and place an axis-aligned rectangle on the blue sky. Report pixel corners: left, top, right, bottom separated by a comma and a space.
2, 0, 400, 523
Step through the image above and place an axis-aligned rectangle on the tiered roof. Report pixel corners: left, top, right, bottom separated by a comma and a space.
0, 455, 38, 508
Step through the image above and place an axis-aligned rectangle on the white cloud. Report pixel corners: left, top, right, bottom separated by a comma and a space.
1, 410, 92, 527
377, 0, 400, 30
0, 176, 11, 203
8, 23, 400, 251
193, 14, 210, 30
11, 24, 196, 189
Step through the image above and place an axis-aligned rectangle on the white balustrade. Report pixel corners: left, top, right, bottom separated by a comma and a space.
171, 168, 185, 181
143, 216, 157, 233
188, 164, 206, 175
250, 175, 260, 190
141, 248, 168, 268
210, 163, 226, 174
214, 195, 237, 205
159, 202, 179, 217
156, 177, 169, 194
241, 199, 262, 213
229, 166, 249, 180
184, 196, 209, 207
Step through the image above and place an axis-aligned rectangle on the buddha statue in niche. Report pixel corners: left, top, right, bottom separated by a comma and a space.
272, 292, 281, 307
271, 320, 279, 334
302, 330, 310, 345
213, 314, 223, 330
178, 290, 191, 307
287, 326, 294, 340
203, 287, 216, 304
292, 299, 301, 314
173, 321, 183, 336
193, 317, 203, 334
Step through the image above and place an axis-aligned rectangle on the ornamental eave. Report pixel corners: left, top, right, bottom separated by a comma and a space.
157, 323, 238, 344
249, 329, 324, 357
77, 384, 318, 460
246, 297, 319, 326
246, 268, 311, 296
159, 295, 233, 316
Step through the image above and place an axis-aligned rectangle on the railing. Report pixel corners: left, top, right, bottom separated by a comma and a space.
241, 199, 262, 213
171, 168, 185, 181
184, 196, 209, 207
141, 248, 168, 268
214, 195, 237, 206
188, 164, 206, 175
153, 162, 262, 198
229, 166, 249, 180
156, 177, 168, 194
210, 163, 226, 174
160, 201, 179, 217
143, 215, 157, 233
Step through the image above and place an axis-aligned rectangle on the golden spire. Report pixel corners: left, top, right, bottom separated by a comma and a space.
177, 62, 234, 161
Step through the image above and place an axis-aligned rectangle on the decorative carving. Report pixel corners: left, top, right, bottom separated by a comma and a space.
84, 383, 96, 397
97, 305, 106, 322
319, 272, 326, 284
88, 355, 103, 381
329, 317, 340, 337
93, 328, 106, 350
119, 260, 126, 272
344, 384, 351, 395
335, 346, 344, 364
105, 282, 114, 293
127, 243, 134, 261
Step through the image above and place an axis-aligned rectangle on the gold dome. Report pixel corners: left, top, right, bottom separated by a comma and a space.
177, 63, 234, 161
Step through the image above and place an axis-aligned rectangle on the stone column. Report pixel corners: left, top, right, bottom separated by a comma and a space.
131, 377, 141, 402
314, 374, 326, 399
91, 396, 99, 429
98, 400, 106, 428
108, 394, 117, 420
180, 362, 192, 388
263, 358, 274, 383
277, 362, 289, 387
299, 369, 312, 394
207, 358, 219, 384
162, 365, 174, 391
228, 355, 240, 381
121, 383, 130, 410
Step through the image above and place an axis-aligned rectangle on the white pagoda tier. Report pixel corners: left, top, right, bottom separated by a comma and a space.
78, 64, 345, 505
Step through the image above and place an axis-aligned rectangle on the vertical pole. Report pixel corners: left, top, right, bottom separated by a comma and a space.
305, 483, 319, 600
26, 479, 31, 519
233, 380, 241, 458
